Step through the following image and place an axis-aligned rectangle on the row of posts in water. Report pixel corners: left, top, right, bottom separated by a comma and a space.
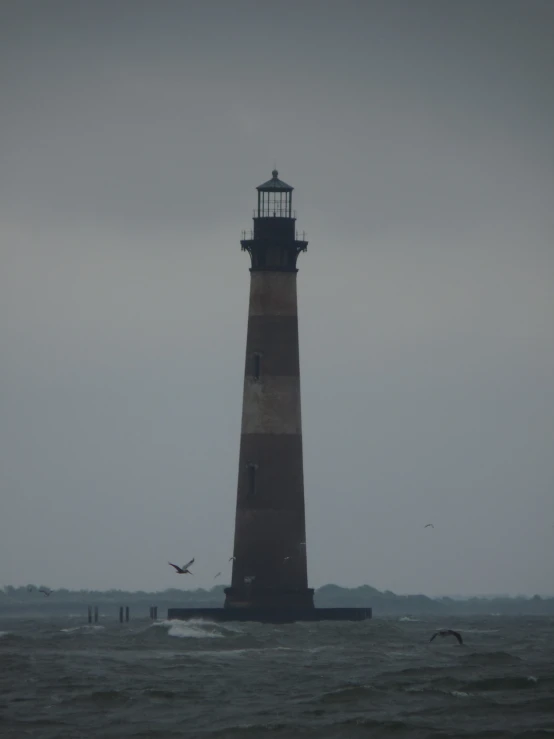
87, 605, 159, 623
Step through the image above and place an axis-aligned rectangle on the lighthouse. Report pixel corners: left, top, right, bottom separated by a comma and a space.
168, 172, 371, 622
224, 170, 314, 610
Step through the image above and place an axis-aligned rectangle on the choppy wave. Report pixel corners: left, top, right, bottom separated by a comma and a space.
460, 650, 522, 664
0, 614, 553, 738
155, 618, 224, 638
61, 624, 105, 633
463, 675, 540, 691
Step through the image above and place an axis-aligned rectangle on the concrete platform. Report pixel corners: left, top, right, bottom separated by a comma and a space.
166, 607, 372, 623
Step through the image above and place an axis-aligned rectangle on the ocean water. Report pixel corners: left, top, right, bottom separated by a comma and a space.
0, 613, 553, 738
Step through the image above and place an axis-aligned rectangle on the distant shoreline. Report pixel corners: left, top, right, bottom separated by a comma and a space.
2, 584, 553, 616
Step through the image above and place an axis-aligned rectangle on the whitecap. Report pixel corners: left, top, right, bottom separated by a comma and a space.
451, 690, 471, 697
398, 617, 420, 622
187, 646, 301, 659
60, 625, 105, 633
155, 619, 223, 639
201, 648, 252, 657
527, 676, 538, 683
215, 622, 244, 634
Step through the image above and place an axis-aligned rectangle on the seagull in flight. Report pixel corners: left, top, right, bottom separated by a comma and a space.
283, 556, 292, 563
38, 588, 52, 597
229, 556, 236, 562
429, 629, 463, 645
214, 572, 221, 579
424, 524, 434, 528
168, 558, 195, 574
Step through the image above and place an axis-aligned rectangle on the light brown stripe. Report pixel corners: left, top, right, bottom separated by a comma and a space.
240, 376, 302, 435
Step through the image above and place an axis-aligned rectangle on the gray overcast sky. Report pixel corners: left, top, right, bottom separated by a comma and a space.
1, 0, 553, 596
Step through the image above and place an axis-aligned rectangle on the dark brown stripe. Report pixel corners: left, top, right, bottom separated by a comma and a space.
230, 508, 308, 590
248, 271, 298, 316
244, 316, 299, 377
236, 433, 305, 511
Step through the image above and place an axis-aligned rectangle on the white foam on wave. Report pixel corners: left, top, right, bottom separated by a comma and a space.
201, 648, 251, 657
156, 619, 223, 639
60, 625, 105, 633
398, 617, 420, 622
194, 647, 274, 657
527, 675, 538, 683
216, 622, 245, 634
186, 645, 302, 659
451, 690, 471, 697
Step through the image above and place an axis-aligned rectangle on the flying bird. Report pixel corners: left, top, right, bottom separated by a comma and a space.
38, 588, 51, 597
424, 524, 434, 528
283, 556, 292, 563
429, 629, 463, 645
168, 558, 195, 574
229, 556, 236, 562
214, 572, 221, 579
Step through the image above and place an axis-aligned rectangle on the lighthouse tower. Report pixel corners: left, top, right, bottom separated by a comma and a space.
224, 170, 314, 610
167, 171, 372, 622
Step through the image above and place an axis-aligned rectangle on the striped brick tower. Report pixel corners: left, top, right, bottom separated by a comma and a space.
224, 170, 314, 610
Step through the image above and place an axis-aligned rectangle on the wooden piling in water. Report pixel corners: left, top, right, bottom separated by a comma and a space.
119, 606, 123, 623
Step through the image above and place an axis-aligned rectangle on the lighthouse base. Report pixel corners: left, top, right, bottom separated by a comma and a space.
223, 586, 315, 609
166, 606, 372, 624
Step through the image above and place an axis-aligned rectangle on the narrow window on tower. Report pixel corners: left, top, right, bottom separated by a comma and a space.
252, 353, 261, 381
246, 463, 258, 498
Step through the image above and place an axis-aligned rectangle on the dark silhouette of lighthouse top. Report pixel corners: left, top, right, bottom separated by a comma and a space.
240, 170, 307, 272
224, 170, 314, 610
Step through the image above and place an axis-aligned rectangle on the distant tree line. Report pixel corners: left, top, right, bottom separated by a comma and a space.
2, 583, 553, 615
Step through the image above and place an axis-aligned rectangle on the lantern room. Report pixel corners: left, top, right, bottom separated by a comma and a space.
256, 169, 293, 218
